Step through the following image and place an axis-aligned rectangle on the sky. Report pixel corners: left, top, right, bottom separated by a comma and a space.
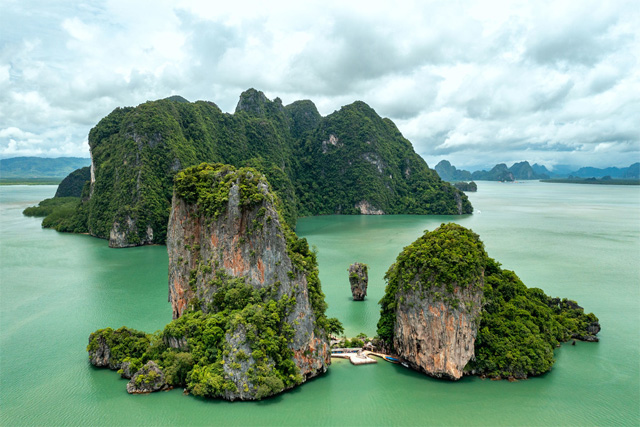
1, 0, 638, 171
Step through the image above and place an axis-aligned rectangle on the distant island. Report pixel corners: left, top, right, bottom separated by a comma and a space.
435, 160, 548, 182
453, 181, 477, 192
541, 177, 640, 185
435, 160, 639, 183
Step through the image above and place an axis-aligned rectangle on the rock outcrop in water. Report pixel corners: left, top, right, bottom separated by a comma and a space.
88, 327, 150, 371
453, 181, 477, 192
348, 263, 368, 301
378, 223, 601, 380
126, 361, 168, 393
167, 163, 331, 396
378, 224, 485, 379
87, 163, 336, 400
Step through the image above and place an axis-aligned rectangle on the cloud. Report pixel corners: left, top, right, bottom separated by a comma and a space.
0, 0, 638, 169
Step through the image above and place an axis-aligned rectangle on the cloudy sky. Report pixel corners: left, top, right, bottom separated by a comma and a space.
1, 0, 638, 170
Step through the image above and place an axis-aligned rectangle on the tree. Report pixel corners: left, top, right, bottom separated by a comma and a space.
326, 317, 344, 336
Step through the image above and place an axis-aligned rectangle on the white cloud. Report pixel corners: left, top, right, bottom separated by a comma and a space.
0, 0, 638, 169
62, 17, 95, 41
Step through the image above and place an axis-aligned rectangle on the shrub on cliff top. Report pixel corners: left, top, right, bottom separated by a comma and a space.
174, 163, 268, 220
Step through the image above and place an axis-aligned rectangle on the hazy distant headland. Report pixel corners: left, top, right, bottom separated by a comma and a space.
0, 157, 90, 184
435, 160, 640, 183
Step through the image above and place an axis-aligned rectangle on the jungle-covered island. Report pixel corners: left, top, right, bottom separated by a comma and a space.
377, 224, 600, 380
89, 163, 338, 400
26, 89, 471, 247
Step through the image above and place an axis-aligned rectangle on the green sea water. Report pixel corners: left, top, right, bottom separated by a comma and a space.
1, 181, 638, 426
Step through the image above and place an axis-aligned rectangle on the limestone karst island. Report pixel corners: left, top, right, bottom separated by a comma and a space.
27, 90, 600, 400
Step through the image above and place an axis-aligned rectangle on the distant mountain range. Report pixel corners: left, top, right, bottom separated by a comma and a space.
4, 155, 637, 184
435, 160, 640, 181
0, 157, 90, 178
435, 160, 547, 181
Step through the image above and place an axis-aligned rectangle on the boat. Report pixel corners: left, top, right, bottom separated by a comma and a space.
384, 356, 400, 364
401, 362, 409, 368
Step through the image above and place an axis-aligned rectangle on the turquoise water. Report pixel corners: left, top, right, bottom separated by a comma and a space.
1, 182, 638, 425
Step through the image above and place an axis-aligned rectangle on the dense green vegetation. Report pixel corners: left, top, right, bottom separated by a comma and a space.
377, 223, 599, 379
174, 163, 269, 221
34, 89, 471, 246
473, 260, 599, 378
23, 185, 90, 233
23, 197, 81, 217
55, 166, 90, 197
88, 327, 151, 368
0, 156, 90, 178
88, 276, 305, 399
22, 166, 89, 232
294, 101, 472, 216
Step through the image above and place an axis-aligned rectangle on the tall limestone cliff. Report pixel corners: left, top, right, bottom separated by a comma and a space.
378, 223, 601, 380
87, 163, 335, 401
167, 163, 330, 398
378, 224, 486, 379
44, 89, 471, 247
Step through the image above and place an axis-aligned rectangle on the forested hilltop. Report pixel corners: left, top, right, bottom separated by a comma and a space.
37, 89, 471, 247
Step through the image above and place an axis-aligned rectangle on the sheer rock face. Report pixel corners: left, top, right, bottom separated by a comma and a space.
394, 279, 484, 380
109, 217, 154, 248
355, 200, 384, 215
167, 166, 330, 395
88, 335, 115, 369
380, 224, 487, 380
348, 263, 368, 301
